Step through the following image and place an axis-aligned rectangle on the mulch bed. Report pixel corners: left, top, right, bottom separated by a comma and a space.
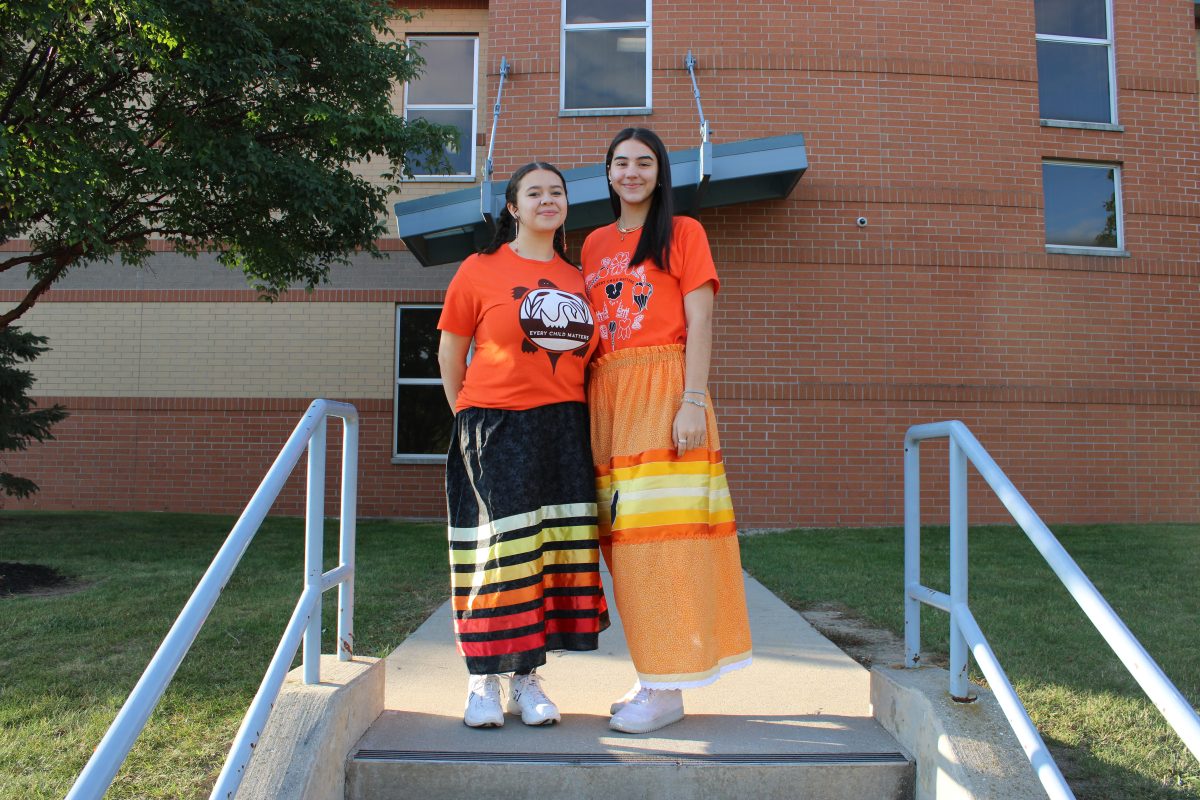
0, 562, 70, 596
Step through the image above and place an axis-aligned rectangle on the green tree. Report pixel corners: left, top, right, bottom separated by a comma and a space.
0, 0, 455, 327
0, 327, 66, 498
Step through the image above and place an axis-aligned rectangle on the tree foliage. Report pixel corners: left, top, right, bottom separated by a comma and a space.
0, 0, 455, 327
0, 327, 66, 498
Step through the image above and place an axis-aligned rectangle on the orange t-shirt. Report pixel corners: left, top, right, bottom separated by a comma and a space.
581, 216, 719, 355
438, 245, 598, 413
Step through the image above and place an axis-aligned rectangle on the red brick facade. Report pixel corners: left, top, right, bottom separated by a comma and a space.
10, 397, 447, 520
5, 1, 1199, 526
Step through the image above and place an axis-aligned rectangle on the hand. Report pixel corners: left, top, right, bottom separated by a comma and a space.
673, 401, 707, 457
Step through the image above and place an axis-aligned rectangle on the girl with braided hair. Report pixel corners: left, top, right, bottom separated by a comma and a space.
437, 162, 609, 728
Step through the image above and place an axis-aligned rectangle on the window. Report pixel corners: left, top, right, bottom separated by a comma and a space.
561, 0, 651, 114
1042, 161, 1124, 253
394, 306, 454, 460
1035, 0, 1117, 125
405, 36, 479, 178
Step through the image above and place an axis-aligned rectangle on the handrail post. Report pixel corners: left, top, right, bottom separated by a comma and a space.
903, 436, 922, 666
304, 417, 327, 684
337, 416, 358, 660
948, 437, 974, 701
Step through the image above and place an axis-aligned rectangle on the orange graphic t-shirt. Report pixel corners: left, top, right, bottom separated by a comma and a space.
438, 245, 598, 413
581, 216, 719, 355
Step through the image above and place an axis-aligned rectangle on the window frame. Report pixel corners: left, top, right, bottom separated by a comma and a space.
403, 35, 480, 182
392, 304, 451, 463
559, 0, 653, 116
1035, 0, 1119, 127
1042, 159, 1127, 256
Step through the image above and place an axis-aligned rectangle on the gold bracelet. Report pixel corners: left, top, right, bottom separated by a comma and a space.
682, 396, 706, 408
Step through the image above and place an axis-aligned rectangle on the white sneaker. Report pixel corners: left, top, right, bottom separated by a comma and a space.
464, 674, 504, 728
609, 681, 641, 714
508, 670, 560, 726
608, 687, 684, 734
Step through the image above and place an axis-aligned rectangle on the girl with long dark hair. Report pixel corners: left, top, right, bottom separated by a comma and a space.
437, 162, 608, 728
581, 128, 752, 734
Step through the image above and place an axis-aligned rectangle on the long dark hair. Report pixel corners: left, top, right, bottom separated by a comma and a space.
480, 161, 570, 261
605, 127, 674, 272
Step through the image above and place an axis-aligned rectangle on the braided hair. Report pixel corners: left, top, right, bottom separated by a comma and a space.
480, 161, 571, 262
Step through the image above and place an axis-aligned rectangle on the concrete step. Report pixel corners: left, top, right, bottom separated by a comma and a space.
346, 571, 914, 800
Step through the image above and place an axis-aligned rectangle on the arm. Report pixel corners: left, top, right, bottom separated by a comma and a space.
673, 281, 715, 456
437, 331, 471, 411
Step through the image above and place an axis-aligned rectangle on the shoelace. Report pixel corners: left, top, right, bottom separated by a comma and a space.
471, 675, 502, 704
517, 672, 552, 705
628, 686, 656, 706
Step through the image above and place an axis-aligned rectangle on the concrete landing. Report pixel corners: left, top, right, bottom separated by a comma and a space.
347, 571, 913, 800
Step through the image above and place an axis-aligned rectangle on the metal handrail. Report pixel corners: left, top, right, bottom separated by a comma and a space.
904, 419, 1200, 800
66, 399, 360, 800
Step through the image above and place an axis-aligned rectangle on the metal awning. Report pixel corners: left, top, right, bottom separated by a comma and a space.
394, 132, 808, 266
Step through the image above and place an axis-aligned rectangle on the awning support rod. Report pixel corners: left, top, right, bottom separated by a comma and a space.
684, 51, 712, 211
684, 50, 710, 143
481, 56, 511, 226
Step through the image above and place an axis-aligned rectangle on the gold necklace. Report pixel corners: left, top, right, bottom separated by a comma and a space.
616, 218, 644, 241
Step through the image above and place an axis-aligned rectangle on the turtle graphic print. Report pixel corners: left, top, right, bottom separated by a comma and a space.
512, 279, 595, 370
584, 249, 654, 349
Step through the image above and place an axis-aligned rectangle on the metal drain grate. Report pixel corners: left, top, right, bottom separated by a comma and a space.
354, 750, 910, 766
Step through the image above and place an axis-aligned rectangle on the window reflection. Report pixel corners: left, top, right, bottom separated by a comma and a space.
1037, 41, 1111, 123
395, 385, 453, 456
1042, 163, 1119, 249
407, 109, 474, 175
1035, 0, 1107, 39
397, 308, 442, 380
564, 29, 647, 109
408, 39, 476, 105
406, 37, 477, 176
565, 0, 646, 24
395, 306, 454, 457
1033, 0, 1113, 124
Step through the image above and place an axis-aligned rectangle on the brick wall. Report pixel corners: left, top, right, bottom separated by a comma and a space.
8, 398, 446, 519
20, 301, 397, 399
479, 0, 1200, 526
4, 0, 1199, 527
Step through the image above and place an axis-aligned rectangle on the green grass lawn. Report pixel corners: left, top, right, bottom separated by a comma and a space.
2, 513, 1197, 799
0, 512, 449, 800
740, 523, 1200, 800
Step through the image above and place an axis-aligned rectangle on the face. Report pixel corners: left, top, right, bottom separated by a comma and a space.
608, 138, 659, 210
508, 169, 567, 232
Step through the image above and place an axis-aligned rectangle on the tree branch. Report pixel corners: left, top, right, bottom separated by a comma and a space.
0, 252, 53, 275
0, 34, 54, 123
0, 244, 81, 329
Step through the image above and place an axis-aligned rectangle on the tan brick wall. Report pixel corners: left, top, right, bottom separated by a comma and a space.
350, 5, 491, 229
23, 302, 395, 399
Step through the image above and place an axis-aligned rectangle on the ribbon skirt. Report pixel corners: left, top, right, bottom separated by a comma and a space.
446, 401, 609, 675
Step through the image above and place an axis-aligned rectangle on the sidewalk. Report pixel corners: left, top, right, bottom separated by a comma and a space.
346, 569, 913, 799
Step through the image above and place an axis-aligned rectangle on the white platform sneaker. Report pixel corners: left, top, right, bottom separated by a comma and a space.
608, 686, 684, 734
508, 670, 560, 725
463, 674, 504, 728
